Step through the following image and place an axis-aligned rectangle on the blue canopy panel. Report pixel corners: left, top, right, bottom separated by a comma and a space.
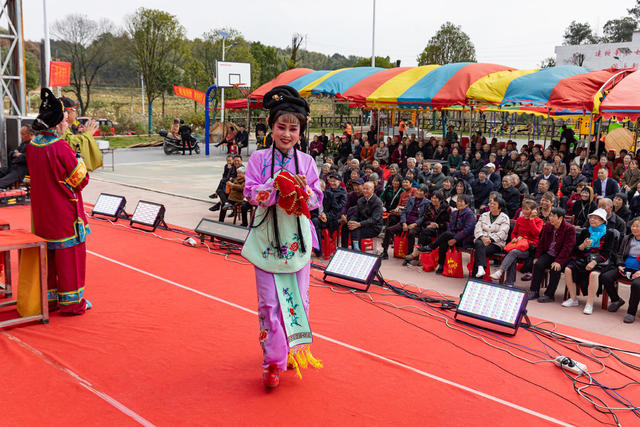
396, 63, 472, 105
500, 65, 590, 106
287, 70, 334, 92
309, 67, 385, 97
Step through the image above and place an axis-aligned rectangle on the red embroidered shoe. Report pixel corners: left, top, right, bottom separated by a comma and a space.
263, 363, 280, 388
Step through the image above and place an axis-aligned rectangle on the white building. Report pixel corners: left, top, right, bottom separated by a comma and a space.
555, 31, 640, 70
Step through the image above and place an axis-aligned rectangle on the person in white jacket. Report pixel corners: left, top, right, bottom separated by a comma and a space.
471, 197, 511, 278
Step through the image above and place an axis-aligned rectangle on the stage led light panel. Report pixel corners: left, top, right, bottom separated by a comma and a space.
195, 217, 249, 244
455, 279, 528, 335
130, 201, 166, 231
325, 248, 380, 284
92, 193, 126, 219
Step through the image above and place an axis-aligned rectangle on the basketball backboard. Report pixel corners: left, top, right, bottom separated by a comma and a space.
216, 61, 251, 88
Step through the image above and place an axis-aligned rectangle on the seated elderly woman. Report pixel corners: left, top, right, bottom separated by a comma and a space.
490, 198, 543, 286
421, 193, 476, 275
404, 190, 451, 265
472, 197, 511, 278
599, 217, 640, 323
562, 208, 615, 315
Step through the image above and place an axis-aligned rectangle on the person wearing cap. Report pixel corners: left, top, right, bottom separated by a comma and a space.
528, 207, 576, 302
27, 88, 92, 315
240, 86, 323, 388
59, 96, 102, 171
485, 162, 501, 189
453, 161, 474, 184
562, 208, 615, 315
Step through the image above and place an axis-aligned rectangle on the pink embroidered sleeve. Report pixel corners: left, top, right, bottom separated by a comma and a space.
243, 152, 277, 207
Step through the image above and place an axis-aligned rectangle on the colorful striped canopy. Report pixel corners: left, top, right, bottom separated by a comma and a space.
247, 64, 640, 116
600, 70, 640, 119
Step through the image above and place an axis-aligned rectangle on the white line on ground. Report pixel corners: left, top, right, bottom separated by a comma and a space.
1, 331, 155, 427
87, 249, 573, 426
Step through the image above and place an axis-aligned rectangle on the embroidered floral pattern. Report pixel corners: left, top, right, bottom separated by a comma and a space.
259, 329, 268, 342
262, 233, 301, 263
282, 287, 302, 327
256, 190, 270, 203
258, 315, 269, 354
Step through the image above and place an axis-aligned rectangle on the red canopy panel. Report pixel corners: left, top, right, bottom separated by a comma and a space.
339, 67, 412, 105
224, 99, 248, 109
600, 69, 640, 119
249, 68, 314, 101
548, 68, 635, 113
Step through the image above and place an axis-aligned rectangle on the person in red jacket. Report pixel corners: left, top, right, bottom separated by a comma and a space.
27, 88, 91, 315
490, 198, 543, 286
592, 154, 613, 183
527, 208, 576, 301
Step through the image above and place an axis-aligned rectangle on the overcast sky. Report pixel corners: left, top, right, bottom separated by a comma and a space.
23, 0, 633, 69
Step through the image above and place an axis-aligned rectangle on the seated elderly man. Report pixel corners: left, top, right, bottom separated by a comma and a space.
380, 184, 429, 260
453, 161, 474, 183
418, 162, 431, 184
560, 163, 587, 207
593, 167, 620, 201
498, 174, 521, 218
425, 162, 445, 194
511, 173, 530, 197
403, 157, 420, 178
534, 162, 559, 194
598, 197, 626, 236
485, 162, 501, 188
344, 181, 384, 251
532, 178, 550, 204
312, 173, 347, 256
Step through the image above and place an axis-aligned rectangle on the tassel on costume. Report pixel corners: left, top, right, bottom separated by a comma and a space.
287, 344, 323, 379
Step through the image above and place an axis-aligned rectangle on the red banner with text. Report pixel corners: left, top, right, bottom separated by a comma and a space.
173, 85, 206, 106
49, 61, 71, 87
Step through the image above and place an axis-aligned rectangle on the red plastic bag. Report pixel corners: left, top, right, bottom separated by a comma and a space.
443, 247, 463, 278
504, 238, 529, 253
393, 232, 409, 258
421, 250, 439, 272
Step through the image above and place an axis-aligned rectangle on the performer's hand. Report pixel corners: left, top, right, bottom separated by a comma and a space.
294, 174, 307, 188
551, 262, 561, 271
85, 120, 99, 135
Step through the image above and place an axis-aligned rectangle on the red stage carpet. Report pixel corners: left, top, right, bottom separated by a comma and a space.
1, 205, 639, 426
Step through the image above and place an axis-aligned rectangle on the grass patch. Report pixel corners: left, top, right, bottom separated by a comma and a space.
103, 135, 163, 148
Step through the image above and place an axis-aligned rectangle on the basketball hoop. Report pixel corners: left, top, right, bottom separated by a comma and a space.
232, 83, 251, 97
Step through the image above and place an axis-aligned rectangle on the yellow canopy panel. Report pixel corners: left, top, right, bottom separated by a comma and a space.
366, 65, 440, 107
466, 69, 539, 105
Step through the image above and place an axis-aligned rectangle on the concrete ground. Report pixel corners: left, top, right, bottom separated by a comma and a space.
83, 144, 640, 346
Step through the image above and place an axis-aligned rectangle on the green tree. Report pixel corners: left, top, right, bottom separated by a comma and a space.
539, 57, 556, 68
250, 42, 284, 85
602, 17, 638, 43
52, 14, 112, 114
126, 8, 186, 133
629, 1, 640, 20
562, 21, 597, 45
417, 22, 476, 65
352, 56, 394, 68
25, 50, 40, 90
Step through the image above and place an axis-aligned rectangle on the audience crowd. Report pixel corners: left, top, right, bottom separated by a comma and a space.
210, 123, 640, 324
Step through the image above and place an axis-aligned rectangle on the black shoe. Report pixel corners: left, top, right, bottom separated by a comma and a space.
537, 295, 554, 303
607, 299, 625, 312
527, 291, 539, 300
435, 266, 444, 275
418, 245, 433, 253
209, 203, 221, 212
209, 193, 218, 199
379, 252, 389, 260
402, 259, 410, 266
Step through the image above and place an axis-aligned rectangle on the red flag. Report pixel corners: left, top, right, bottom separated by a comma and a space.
49, 61, 71, 87
173, 85, 205, 106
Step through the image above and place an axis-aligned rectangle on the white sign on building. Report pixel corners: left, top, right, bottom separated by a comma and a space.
555, 31, 640, 70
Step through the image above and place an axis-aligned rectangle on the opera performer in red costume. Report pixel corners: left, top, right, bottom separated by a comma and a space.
27, 88, 92, 315
242, 86, 323, 388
